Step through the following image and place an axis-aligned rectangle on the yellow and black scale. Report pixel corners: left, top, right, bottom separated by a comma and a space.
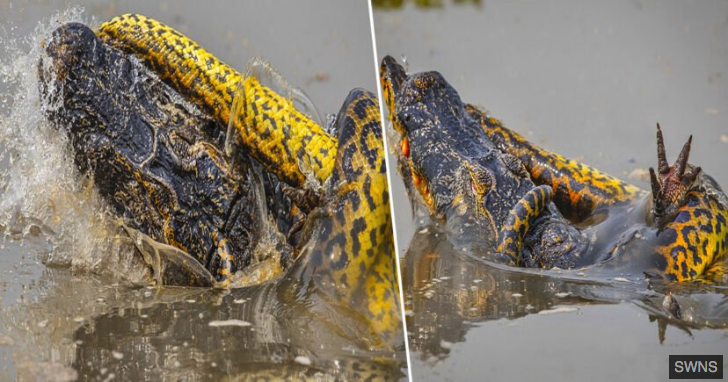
466, 106, 728, 282
97, 14, 337, 189
380, 55, 728, 282
92, 15, 400, 342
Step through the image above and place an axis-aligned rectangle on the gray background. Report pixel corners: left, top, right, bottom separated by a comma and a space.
1, 0, 378, 114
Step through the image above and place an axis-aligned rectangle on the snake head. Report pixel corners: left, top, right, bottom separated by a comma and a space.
649, 124, 701, 226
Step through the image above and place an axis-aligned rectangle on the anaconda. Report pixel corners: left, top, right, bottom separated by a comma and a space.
37, 15, 402, 373
381, 55, 728, 283
96, 14, 337, 190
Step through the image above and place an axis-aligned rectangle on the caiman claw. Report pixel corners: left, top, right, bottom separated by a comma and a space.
649, 124, 701, 226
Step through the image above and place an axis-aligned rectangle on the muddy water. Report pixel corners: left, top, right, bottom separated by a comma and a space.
0, 1, 408, 381
373, 1, 728, 381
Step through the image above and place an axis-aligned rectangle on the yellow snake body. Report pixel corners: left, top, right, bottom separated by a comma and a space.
95, 14, 401, 348
97, 14, 336, 187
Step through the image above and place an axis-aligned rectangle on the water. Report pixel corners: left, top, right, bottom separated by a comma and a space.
402, 225, 728, 381
0, 1, 406, 380
373, 1, 728, 380
0, 7, 152, 280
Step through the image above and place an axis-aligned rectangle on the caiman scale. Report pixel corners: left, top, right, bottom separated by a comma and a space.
36, 15, 402, 372
381, 55, 728, 283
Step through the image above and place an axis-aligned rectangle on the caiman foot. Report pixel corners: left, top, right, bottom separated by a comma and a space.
649, 124, 701, 227
281, 185, 323, 243
286, 218, 306, 243
282, 185, 322, 214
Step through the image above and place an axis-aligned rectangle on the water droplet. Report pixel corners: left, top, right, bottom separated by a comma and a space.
294, 356, 311, 366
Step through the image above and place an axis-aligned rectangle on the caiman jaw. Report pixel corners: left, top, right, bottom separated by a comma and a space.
410, 168, 436, 214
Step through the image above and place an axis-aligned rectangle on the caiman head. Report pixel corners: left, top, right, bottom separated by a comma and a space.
380, 56, 536, 238
380, 56, 589, 268
37, 23, 276, 281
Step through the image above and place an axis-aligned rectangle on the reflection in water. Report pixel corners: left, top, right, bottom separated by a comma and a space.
71, 284, 404, 380
403, 224, 728, 361
0, 260, 404, 380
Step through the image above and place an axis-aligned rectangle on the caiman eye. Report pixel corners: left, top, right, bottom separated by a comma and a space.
401, 137, 410, 157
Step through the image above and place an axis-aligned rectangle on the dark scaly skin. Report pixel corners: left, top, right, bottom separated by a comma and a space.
94, 15, 401, 337
466, 104, 728, 282
381, 56, 728, 282
40, 17, 402, 359
380, 56, 587, 268
96, 14, 337, 189
39, 22, 280, 282
465, 105, 642, 222
380, 57, 534, 229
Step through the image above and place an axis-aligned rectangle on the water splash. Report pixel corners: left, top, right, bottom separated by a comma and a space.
0, 8, 147, 282
227, 57, 324, 193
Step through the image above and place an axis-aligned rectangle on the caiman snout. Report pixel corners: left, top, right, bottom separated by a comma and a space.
39, 23, 101, 104
42, 23, 99, 80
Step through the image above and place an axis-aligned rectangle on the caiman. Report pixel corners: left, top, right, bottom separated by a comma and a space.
380, 55, 728, 283
36, 15, 402, 372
